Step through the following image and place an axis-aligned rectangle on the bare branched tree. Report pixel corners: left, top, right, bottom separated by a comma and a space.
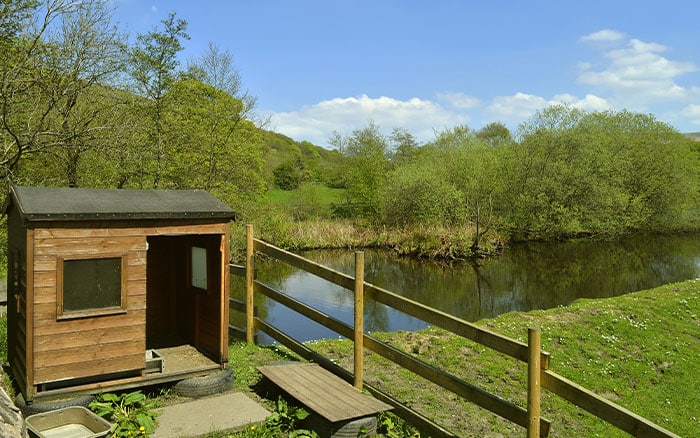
187, 42, 266, 127
0, 0, 127, 186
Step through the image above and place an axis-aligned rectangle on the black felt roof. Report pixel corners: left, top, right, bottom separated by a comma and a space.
8, 186, 235, 222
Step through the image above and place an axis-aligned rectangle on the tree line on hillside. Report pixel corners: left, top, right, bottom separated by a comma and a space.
2, 1, 699, 259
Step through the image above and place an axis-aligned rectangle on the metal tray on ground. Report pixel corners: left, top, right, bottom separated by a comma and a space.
146, 348, 165, 374
25, 406, 111, 438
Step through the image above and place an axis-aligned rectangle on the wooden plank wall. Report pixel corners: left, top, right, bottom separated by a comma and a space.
6, 206, 28, 397
32, 228, 147, 384
146, 236, 177, 347
194, 234, 225, 362
29, 222, 229, 387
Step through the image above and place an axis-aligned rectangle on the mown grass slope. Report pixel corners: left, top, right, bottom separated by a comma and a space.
231, 279, 699, 437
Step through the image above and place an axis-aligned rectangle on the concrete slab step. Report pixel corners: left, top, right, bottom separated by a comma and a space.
152, 392, 269, 438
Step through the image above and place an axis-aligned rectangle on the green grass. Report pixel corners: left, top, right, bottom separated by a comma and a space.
264, 184, 345, 211
306, 280, 700, 437
222, 279, 699, 436
228, 343, 301, 393
264, 184, 345, 204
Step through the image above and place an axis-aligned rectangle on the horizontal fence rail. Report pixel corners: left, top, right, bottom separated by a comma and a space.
253, 315, 459, 438
229, 225, 680, 438
253, 239, 551, 367
254, 280, 552, 434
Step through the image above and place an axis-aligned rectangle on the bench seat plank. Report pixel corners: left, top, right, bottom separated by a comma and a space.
257, 363, 392, 422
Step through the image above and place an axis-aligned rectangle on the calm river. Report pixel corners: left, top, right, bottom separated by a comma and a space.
234, 233, 700, 342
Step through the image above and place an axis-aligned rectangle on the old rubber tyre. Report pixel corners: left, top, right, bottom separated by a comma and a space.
304, 414, 377, 437
331, 416, 377, 437
172, 367, 234, 398
15, 392, 94, 417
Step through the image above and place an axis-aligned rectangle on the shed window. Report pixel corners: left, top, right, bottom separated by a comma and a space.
59, 256, 126, 318
191, 246, 207, 290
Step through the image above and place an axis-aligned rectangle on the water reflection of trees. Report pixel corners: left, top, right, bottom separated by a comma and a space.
473, 233, 700, 318
235, 233, 700, 339
229, 274, 270, 331
251, 255, 392, 335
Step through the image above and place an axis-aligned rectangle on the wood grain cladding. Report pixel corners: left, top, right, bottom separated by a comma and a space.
29, 223, 228, 385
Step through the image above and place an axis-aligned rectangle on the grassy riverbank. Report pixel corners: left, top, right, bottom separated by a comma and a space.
229, 278, 699, 437
230, 218, 504, 262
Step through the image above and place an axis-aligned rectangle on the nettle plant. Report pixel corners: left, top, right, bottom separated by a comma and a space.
90, 391, 159, 437
264, 397, 318, 438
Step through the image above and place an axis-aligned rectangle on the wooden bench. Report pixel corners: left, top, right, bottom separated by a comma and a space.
257, 363, 392, 436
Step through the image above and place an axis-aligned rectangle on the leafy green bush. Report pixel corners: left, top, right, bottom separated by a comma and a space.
264, 397, 317, 437
273, 160, 303, 190
381, 162, 465, 226
90, 391, 159, 437
377, 411, 420, 437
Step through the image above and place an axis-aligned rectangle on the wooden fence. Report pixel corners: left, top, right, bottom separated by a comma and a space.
229, 224, 679, 437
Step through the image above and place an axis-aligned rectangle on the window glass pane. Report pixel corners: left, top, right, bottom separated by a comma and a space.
64, 257, 122, 312
191, 246, 207, 289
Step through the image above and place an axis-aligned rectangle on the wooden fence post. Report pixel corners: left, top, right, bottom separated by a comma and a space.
528, 328, 542, 438
246, 224, 255, 344
354, 251, 365, 389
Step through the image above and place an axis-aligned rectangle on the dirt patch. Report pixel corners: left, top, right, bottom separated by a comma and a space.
155, 345, 218, 374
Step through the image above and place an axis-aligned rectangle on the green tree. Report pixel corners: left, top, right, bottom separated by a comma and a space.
161, 78, 265, 209
389, 127, 419, 165
507, 105, 590, 236
128, 11, 189, 188
476, 121, 513, 146
332, 121, 389, 217
381, 161, 465, 226
96, 91, 151, 189
580, 110, 697, 230
431, 126, 506, 249
380, 125, 508, 248
273, 160, 303, 190
1, 0, 67, 183
29, 0, 126, 187
0, 0, 37, 46
297, 141, 323, 182
509, 105, 697, 237
186, 41, 259, 124
1, 0, 127, 189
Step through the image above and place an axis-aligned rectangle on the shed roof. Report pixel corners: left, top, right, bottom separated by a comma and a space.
8, 186, 235, 223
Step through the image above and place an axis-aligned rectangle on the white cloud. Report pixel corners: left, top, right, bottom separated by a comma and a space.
578, 34, 699, 107
580, 29, 627, 43
487, 92, 611, 122
551, 94, 610, 111
267, 31, 700, 147
682, 104, 700, 125
268, 94, 470, 147
487, 93, 548, 119
436, 92, 481, 109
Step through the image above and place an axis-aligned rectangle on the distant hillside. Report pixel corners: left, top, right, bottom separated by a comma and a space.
260, 130, 343, 187
684, 132, 700, 141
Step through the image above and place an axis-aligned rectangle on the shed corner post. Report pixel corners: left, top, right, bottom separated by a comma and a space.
527, 327, 542, 438
25, 227, 35, 403
353, 251, 364, 389
245, 224, 255, 344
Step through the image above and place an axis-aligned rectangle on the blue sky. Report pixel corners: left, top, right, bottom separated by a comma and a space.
112, 0, 700, 147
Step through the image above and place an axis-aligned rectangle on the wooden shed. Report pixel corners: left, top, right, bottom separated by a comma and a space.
5, 186, 235, 403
